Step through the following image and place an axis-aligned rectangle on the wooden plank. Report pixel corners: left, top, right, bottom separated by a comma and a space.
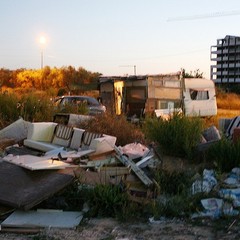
99, 166, 131, 176
74, 167, 123, 185
114, 146, 153, 187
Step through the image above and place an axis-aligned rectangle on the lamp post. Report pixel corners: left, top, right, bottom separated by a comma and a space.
39, 36, 46, 69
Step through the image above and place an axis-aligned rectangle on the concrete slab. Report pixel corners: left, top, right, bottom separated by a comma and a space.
1, 209, 83, 229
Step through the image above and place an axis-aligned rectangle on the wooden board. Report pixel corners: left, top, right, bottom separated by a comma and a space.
0, 160, 75, 210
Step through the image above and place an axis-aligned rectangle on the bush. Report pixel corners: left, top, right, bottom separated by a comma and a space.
0, 93, 19, 126
77, 112, 145, 146
85, 184, 129, 218
0, 92, 56, 127
154, 169, 192, 195
205, 138, 240, 173
19, 93, 55, 122
144, 113, 205, 159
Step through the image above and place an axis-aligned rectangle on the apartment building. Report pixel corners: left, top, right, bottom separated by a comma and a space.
211, 35, 240, 84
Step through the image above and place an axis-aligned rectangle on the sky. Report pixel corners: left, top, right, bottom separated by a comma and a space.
1, 0, 240, 78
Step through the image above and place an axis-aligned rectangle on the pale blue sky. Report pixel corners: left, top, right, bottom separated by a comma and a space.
1, 0, 240, 78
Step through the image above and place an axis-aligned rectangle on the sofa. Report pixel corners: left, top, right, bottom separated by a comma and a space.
23, 122, 117, 155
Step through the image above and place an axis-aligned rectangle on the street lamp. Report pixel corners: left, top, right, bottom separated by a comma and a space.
39, 36, 46, 69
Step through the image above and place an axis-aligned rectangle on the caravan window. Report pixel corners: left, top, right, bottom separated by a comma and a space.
190, 89, 209, 100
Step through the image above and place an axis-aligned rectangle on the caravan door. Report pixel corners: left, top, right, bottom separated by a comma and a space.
183, 78, 217, 117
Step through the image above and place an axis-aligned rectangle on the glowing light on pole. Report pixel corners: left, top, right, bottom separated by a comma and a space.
39, 36, 46, 69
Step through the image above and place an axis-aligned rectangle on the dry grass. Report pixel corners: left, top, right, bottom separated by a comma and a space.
217, 92, 240, 110
204, 92, 240, 128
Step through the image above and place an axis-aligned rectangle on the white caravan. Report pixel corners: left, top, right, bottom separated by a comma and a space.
182, 78, 217, 117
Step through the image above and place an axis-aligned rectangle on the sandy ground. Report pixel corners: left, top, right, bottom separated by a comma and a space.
1, 217, 240, 240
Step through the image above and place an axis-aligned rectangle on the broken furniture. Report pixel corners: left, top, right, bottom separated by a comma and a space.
23, 121, 117, 155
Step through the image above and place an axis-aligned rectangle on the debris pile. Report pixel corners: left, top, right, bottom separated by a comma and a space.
1, 115, 240, 233
0, 119, 161, 233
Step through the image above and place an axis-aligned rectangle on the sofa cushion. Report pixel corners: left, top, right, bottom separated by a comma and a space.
81, 131, 103, 149
69, 128, 85, 150
24, 139, 63, 152
52, 124, 73, 147
27, 122, 57, 142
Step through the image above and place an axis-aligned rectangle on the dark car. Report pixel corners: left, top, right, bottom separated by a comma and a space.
54, 95, 106, 115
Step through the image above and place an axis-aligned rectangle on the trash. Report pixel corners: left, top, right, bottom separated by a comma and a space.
191, 169, 217, 194
115, 146, 153, 187
219, 188, 240, 208
223, 167, 240, 187
118, 142, 150, 160
192, 198, 223, 219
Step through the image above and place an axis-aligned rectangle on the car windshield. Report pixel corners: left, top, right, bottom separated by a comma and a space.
55, 96, 100, 106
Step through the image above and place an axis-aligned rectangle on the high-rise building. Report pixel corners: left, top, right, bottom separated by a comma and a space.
211, 35, 240, 85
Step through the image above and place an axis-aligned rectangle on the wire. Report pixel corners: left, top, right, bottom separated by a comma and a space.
167, 10, 240, 22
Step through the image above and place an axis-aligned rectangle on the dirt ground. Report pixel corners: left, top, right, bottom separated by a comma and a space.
1, 217, 240, 240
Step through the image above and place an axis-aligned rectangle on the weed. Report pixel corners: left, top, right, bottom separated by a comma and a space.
154, 169, 193, 195
19, 93, 55, 122
144, 113, 204, 160
0, 93, 19, 124
217, 92, 240, 110
86, 184, 129, 218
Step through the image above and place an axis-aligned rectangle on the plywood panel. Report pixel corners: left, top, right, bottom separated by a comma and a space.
148, 87, 181, 99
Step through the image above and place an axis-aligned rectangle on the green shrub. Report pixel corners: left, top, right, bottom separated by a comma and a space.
19, 93, 55, 122
154, 169, 192, 195
150, 192, 204, 219
144, 113, 204, 159
205, 138, 240, 173
0, 92, 56, 126
0, 93, 19, 125
86, 184, 129, 218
